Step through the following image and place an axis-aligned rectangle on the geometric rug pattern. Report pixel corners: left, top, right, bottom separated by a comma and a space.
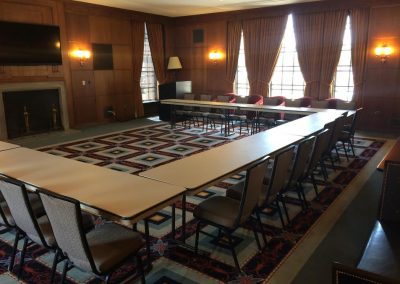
0, 122, 385, 283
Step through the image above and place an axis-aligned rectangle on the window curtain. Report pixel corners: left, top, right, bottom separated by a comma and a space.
243, 15, 287, 97
131, 21, 145, 118
293, 12, 325, 99
350, 8, 370, 107
146, 22, 167, 85
225, 21, 242, 92
319, 10, 348, 99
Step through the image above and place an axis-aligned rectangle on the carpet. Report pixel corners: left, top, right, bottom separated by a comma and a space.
0, 123, 385, 283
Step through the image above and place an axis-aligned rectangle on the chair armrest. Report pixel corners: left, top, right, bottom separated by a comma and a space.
332, 262, 400, 284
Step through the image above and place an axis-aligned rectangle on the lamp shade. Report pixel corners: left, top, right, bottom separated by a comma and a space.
167, 56, 182, 70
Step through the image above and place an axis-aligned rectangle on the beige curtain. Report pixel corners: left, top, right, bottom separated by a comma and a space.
146, 22, 167, 85
319, 10, 347, 99
293, 12, 325, 99
350, 8, 370, 107
225, 21, 242, 92
131, 21, 145, 117
243, 15, 287, 97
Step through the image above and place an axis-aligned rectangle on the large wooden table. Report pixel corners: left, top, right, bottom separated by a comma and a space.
0, 147, 186, 226
0, 141, 20, 151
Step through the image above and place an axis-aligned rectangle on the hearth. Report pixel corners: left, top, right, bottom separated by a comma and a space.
0, 82, 69, 140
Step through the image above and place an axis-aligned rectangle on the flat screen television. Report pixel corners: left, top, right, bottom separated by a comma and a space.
0, 21, 62, 66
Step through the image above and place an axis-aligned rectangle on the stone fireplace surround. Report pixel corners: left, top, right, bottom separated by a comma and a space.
0, 81, 69, 140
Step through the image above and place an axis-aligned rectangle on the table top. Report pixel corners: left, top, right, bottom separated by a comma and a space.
0, 141, 20, 151
140, 129, 302, 192
0, 147, 186, 223
161, 99, 349, 115
273, 111, 348, 137
377, 137, 400, 171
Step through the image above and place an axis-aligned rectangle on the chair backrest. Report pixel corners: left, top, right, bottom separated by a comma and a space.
237, 156, 270, 225
183, 93, 195, 110
328, 115, 347, 151
285, 98, 302, 107
378, 161, 400, 223
347, 108, 362, 136
305, 129, 331, 177
0, 177, 49, 247
311, 100, 329, 109
39, 191, 96, 274
0, 192, 13, 227
336, 100, 356, 110
287, 136, 316, 187
262, 146, 295, 205
198, 94, 212, 112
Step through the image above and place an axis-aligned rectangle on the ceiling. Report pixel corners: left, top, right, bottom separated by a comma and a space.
73, 0, 321, 17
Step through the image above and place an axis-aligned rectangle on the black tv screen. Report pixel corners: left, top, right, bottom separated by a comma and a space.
0, 21, 62, 66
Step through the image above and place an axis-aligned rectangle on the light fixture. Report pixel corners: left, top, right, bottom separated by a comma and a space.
71, 49, 91, 66
167, 56, 182, 70
209, 50, 223, 63
375, 44, 393, 63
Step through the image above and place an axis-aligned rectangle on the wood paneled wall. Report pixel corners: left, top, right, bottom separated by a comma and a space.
0, 0, 171, 127
0, 0, 399, 131
171, 0, 400, 131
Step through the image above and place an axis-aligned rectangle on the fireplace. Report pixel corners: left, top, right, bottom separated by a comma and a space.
0, 82, 69, 139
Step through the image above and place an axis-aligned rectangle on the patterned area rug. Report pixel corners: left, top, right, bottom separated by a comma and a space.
0, 122, 385, 283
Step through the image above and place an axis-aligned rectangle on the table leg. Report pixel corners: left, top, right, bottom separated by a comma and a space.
171, 203, 176, 239
144, 219, 151, 264
171, 105, 176, 129
181, 194, 186, 243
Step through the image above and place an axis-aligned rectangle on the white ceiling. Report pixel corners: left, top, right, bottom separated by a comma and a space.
73, 0, 321, 17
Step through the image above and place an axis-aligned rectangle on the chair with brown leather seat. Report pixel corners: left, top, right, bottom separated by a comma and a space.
0, 177, 61, 281
39, 190, 146, 284
174, 93, 196, 128
193, 156, 269, 272
338, 108, 362, 160
324, 115, 347, 169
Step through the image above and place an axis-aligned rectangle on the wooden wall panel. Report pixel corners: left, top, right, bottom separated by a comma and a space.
113, 45, 133, 70
111, 19, 132, 44
114, 70, 133, 94
89, 15, 112, 43
65, 13, 90, 43
0, 1, 53, 24
71, 70, 95, 98
74, 96, 97, 125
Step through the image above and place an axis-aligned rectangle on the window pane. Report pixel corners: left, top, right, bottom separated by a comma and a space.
234, 32, 249, 97
270, 14, 305, 100
141, 24, 158, 101
332, 16, 354, 102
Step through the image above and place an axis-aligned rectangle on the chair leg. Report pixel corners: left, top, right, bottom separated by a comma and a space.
17, 236, 29, 278
275, 200, 285, 229
342, 141, 349, 161
349, 139, 356, 157
255, 210, 267, 247
105, 274, 111, 284
136, 254, 146, 284
280, 194, 291, 225
9, 230, 20, 271
311, 173, 319, 199
298, 182, 309, 209
295, 184, 306, 211
194, 221, 201, 254
334, 146, 341, 164
226, 232, 240, 272
250, 219, 262, 251
61, 260, 69, 284
329, 153, 336, 170
50, 248, 61, 284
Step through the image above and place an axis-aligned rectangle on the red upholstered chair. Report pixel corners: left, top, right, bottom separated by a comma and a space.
300, 96, 313, 107
310, 99, 330, 109
230, 95, 263, 134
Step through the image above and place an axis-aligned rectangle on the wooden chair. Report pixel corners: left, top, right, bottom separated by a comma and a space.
338, 108, 362, 160
193, 156, 269, 272
174, 93, 196, 128
39, 190, 146, 284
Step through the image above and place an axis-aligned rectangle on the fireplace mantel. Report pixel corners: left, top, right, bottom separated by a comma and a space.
0, 81, 69, 140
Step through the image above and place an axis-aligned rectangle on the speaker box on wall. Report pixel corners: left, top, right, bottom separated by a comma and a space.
193, 29, 204, 43
92, 43, 113, 70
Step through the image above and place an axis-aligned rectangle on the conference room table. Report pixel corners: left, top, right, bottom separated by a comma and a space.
0, 141, 20, 151
0, 146, 186, 260
140, 128, 304, 241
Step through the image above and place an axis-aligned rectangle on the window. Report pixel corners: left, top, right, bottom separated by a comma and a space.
234, 32, 249, 97
332, 16, 354, 101
270, 14, 305, 99
141, 24, 157, 101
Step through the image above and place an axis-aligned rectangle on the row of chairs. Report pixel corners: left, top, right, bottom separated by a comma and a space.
192, 110, 361, 272
0, 179, 146, 283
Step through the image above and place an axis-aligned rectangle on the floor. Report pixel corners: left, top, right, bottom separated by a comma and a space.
7, 117, 397, 284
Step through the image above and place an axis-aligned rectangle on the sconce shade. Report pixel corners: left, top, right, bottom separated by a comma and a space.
167, 56, 182, 70
71, 49, 91, 66
375, 44, 393, 63
209, 50, 222, 61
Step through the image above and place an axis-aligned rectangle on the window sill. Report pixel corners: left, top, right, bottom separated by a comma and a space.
143, 100, 159, 104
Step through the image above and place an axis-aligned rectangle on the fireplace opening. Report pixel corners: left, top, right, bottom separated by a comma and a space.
3, 89, 63, 139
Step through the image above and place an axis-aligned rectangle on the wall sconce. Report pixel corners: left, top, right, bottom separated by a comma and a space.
71, 49, 91, 66
375, 44, 393, 63
209, 50, 223, 63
